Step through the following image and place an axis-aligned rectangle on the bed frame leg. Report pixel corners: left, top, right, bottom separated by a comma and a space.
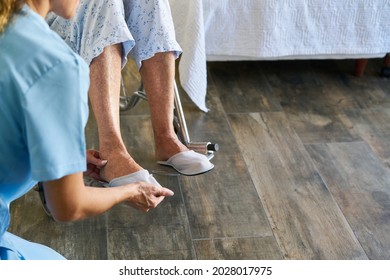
354, 59, 368, 77
380, 54, 390, 78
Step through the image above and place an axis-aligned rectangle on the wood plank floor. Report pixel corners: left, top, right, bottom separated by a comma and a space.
9, 58, 390, 260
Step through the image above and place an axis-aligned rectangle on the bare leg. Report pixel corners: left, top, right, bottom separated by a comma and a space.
140, 52, 188, 161
89, 44, 143, 182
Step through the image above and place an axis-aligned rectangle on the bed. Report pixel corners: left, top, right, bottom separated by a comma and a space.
169, 0, 390, 112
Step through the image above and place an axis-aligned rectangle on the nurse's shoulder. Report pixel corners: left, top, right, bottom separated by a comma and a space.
0, 6, 88, 93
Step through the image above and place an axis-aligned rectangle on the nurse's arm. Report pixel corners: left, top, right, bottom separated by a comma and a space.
42, 172, 174, 222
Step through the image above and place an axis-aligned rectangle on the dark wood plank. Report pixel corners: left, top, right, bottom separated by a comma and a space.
9, 189, 108, 260
107, 173, 194, 260
262, 60, 361, 143
310, 59, 390, 110
228, 112, 367, 259
207, 61, 282, 113
179, 78, 276, 244
194, 237, 282, 260
343, 108, 390, 169
306, 141, 390, 259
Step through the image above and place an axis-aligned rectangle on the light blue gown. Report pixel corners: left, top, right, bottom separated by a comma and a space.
46, 0, 182, 68
0, 6, 90, 260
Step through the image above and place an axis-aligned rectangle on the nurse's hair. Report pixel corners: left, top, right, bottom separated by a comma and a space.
0, 0, 24, 34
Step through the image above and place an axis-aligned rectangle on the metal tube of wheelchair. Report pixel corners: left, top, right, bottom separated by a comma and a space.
173, 81, 191, 144
187, 142, 219, 155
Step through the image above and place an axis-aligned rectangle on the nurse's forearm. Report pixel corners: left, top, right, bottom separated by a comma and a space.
43, 172, 134, 222
43, 172, 173, 222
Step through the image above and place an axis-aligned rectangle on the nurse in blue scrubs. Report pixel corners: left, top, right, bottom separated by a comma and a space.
0, 0, 174, 260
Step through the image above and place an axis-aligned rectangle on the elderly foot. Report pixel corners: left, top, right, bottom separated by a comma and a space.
154, 135, 188, 162
99, 149, 143, 182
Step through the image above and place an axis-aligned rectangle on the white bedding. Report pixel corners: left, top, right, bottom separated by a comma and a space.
170, 0, 390, 112
169, 0, 208, 112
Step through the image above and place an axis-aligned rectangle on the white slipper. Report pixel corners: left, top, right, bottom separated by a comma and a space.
108, 169, 162, 188
157, 150, 214, 176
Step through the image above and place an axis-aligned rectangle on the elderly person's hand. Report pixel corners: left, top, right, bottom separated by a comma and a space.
84, 150, 107, 181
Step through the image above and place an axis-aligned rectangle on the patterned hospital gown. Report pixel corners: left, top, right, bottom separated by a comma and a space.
46, 0, 182, 68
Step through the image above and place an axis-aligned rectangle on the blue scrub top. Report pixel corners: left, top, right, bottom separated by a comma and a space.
0, 5, 90, 259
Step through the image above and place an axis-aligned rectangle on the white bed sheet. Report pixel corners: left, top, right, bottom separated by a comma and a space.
170, 0, 390, 112
169, 0, 208, 112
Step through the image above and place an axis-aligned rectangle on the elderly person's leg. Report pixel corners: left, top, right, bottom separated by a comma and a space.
140, 51, 213, 175
88, 44, 143, 182
124, 0, 186, 161
140, 52, 188, 162
127, 0, 214, 175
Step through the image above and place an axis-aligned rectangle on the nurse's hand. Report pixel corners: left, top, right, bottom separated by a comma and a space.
125, 182, 174, 212
84, 149, 107, 181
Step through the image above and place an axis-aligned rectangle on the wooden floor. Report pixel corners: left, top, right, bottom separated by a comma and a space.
9, 58, 390, 260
